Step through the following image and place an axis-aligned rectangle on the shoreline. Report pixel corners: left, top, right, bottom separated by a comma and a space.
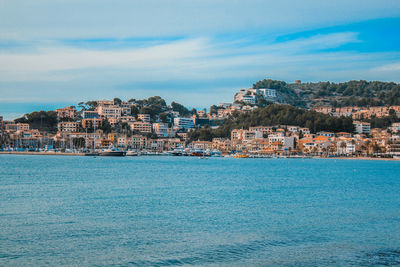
0, 151, 399, 161
0, 151, 84, 156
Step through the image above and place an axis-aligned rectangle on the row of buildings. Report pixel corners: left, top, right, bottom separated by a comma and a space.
1, 95, 400, 157
312, 106, 400, 119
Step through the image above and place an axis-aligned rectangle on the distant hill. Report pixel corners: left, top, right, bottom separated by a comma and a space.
253, 79, 400, 108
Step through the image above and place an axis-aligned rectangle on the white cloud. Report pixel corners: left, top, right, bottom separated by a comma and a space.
0, 0, 399, 40
372, 63, 400, 72
0, 31, 399, 115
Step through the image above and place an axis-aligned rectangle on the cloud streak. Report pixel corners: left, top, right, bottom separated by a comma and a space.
1, 0, 399, 40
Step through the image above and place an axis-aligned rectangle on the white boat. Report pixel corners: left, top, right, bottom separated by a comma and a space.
126, 150, 138, 156
99, 147, 125, 157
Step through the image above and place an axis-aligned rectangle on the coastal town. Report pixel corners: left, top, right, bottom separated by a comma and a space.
1, 85, 400, 158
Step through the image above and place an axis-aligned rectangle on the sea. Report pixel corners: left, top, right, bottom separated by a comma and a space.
0, 155, 399, 266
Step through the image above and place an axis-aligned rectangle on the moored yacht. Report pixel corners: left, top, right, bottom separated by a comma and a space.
99, 147, 125, 157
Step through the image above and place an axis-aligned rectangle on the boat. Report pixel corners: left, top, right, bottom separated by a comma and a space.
191, 149, 204, 157
84, 152, 99, 156
233, 154, 249, 158
126, 150, 138, 156
99, 147, 125, 157
170, 148, 184, 156
211, 149, 222, 157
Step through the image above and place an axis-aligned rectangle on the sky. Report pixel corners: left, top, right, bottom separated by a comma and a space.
0, 0, 400, 119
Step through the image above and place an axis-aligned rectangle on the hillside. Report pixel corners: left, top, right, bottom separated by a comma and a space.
189, 104, 354, 141
253, 79, 400, 108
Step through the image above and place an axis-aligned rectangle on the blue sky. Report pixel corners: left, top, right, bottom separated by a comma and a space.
0, 0, 400, 119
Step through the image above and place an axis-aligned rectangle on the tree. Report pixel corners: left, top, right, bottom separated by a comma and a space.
339, 142, 347, 155
86, 101, 98, 111
100, 119, 112, 134
171, 102, 190, 116
14, 111, 58, 132
72, 137, 85, 148
113, 98, 122, 105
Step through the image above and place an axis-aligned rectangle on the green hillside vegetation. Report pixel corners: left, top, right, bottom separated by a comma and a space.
14, 111, 58, 132
253, 79, 400, 108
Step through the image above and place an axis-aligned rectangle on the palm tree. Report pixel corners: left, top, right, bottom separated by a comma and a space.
339, 142, 347, 156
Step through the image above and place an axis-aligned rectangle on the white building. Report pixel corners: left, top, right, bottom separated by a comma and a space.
97, 105, 122, 118
257, 88, 277, 98
174, 117, 194, 129
234, 88, 277, 105
353, 121, 371, 134
153, 123, 169, 137
268, 133, 295, 150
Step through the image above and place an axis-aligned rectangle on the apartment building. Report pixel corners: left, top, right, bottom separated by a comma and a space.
130, 122, 152, 133
138, 114, 151, 123
152, 123, 168, 137
174, 117, 194, 129
58, 121, 79, 132
82, 111, 99, 119
97, 105, 122, 119
353, 121, 371, 134
249, 126, 273, 135
82, 118, 102, 130
16, 123, 30, 132
56, 106, 77, 120
257, 88, 277, 98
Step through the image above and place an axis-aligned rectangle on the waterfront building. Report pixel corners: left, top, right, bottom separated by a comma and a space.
212, 138, 231, 152
145, 139, 164, 152
188, 141, 212, 150
128, 135, 147, 150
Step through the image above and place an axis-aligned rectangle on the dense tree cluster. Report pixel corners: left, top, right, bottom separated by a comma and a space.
14, 111, 58, 132
253, 79, 306, 107
367, 114, 399, 129
252, 79, 400, 108
171, 101, 191, 116
291, 80, 400, 107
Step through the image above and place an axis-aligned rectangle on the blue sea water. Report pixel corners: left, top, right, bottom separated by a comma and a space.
0, 155, 400, 266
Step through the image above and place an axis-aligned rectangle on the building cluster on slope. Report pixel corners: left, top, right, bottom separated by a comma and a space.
1, 90, 400, 158
312, 106, 400, 119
